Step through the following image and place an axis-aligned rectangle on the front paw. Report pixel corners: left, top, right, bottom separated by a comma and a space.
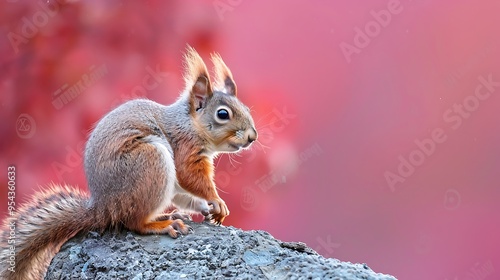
205, 198, 229, 225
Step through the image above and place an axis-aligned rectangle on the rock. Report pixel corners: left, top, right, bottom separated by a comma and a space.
46, 222, 396, 279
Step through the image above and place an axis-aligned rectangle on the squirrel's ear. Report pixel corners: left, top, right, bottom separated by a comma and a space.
184, 45, 213, 113
211, 53, 237, 96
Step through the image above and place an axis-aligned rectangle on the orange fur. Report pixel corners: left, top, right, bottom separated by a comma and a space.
174, 139, 217, 201
139, 219, 189, 238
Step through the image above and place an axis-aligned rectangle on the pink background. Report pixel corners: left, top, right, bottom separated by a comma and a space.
1, 1, 499, 279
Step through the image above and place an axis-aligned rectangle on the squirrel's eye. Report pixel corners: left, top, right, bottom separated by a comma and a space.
214, 106, 232, 124
217, 109, 230, 120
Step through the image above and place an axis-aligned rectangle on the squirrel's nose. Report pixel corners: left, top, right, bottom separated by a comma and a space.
246, 128, 257, 144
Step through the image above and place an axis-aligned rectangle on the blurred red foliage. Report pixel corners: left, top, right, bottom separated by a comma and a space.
2, 1, 500, 279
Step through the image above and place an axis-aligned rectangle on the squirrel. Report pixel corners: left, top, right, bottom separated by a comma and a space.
0, 46, 257, 280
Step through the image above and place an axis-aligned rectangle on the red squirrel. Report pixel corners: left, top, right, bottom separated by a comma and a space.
0, 46, 257, 279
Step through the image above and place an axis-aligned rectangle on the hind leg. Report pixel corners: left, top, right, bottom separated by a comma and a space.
137, 219, 190, 238
105, 135, 191, 238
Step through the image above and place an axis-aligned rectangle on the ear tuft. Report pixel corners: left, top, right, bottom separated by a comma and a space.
211, 52, 237, 96
184, 45, 213, 113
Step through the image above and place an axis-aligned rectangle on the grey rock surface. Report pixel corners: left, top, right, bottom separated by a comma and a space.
46, 222, 396, 279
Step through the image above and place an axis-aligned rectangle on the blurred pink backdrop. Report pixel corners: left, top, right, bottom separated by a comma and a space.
1, 1, 499, 279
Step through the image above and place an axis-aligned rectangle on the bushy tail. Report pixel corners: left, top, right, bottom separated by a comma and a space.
0, 184, 92, 280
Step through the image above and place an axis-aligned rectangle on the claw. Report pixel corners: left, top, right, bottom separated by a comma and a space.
207, 200, 221, 214
164, 219, 191, 238
166, 226, 179, 238
205, 198, 229, 224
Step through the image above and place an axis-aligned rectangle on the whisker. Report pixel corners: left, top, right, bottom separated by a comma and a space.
227, 154, 235, 168
216, 185, 229, 194
214, 155, 223, 169
227, 154, 241, 167
255, 131, 274, 137
232, 152, 243, 158
254, 110, 278, 125
255, 117, 286, 130
255, 140, 270, 153
229, 154, 242, 164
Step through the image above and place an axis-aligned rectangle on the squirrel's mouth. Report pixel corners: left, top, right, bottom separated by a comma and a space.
229, 143, 243, 151
228, 141, 253, 152
241, 141, 253, 149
